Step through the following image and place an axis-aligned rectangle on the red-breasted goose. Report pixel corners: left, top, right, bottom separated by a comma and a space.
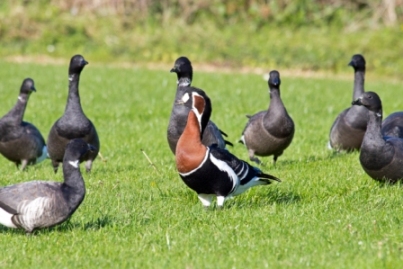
176, 90, 280, 208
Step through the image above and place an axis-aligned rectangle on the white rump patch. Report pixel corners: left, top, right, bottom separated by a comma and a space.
0, 207, 17, 228
36, 146, 48, 164
209, 154, 239, 194
69, 160, 79, 168
327, 141, 333, 150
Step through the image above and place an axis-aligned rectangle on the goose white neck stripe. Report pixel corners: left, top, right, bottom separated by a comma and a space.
69, 160, 79, 168
209, 154, 239, 193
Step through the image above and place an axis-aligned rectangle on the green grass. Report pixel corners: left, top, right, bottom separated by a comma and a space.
1, 59, 403, 268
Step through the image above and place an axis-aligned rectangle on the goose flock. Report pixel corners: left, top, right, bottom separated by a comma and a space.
0, 53, 402, 232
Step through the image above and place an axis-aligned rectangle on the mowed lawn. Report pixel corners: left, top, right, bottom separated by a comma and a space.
0, 59, 403, 268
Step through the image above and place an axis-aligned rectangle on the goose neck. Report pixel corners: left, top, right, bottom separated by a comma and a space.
352, 70, 365, 100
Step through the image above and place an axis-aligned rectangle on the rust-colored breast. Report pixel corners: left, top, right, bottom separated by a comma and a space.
176, 111, 207, 174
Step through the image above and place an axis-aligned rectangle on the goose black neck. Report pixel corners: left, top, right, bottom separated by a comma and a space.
5, 92, 30, 124
352, 70, 365, 100
362, 109, 385, 148
62, 161, 85, 191
65, 73, 84, 115
268, 89, 285, 113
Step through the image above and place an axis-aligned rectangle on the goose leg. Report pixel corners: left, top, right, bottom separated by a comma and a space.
85, 159, 93, 173
216, 196, 226, 208
51, 160, 60, 173
248, 149, 262, 164
20, 160, 28, 171
198, 193, 213, 208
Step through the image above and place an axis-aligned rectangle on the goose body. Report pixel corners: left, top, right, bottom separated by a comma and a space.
240, 70, 294, 164
352, 92, 403, 183
329, 54, 368, 151
47, 55, 100, 173
0, 139, 94, 233
176, 91, 280, 208
167, 56, 232, 154
381, 112, 403, 138
0, 78, 47, 170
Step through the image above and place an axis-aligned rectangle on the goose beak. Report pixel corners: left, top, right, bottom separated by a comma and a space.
352, 97, 362, 106
170, 66, 178, 73
31, 86, 37, 92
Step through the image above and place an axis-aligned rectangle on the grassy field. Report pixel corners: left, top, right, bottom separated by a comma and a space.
0, 58, 403, 268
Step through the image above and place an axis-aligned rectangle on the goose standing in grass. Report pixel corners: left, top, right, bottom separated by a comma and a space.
0, 139, 95, 234
167, 56, 232, 155
381, 111, 403, 138
175, 90, 281, 208
329, 54, 368, 151
47, 55, 100, 173
0, 78, 47, 170
240, 70, 294, 165
352, 91, 403, 183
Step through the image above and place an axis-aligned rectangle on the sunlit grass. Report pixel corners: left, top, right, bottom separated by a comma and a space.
0, 60, 403, 268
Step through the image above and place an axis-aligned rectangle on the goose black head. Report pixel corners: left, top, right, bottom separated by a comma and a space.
69, 55, 88, 75
348, 54, 366, 72
352, 91, 382, 115
170, 56, 193, 83
268, 70, 281, 88
20, 78, 36, 94
64, 139, 96, 164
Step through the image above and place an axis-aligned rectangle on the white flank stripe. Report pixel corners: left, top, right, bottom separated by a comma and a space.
18, 96, 23, 101
209, 154, 239, 194
0, 207, 17, 228
69, 160, 79, 168
179, 148, 210, 177
238, 164, 249, 181
18, 197, 50, 230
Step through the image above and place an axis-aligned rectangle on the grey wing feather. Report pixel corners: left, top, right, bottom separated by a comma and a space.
0, 181, 61, 212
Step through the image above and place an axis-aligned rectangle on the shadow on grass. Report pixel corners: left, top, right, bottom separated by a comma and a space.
0, 215, 113, 236
221, 189, 302, 210
266, 150, 357, 168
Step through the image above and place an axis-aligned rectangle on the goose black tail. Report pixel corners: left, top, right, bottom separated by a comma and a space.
258, 171, 281, 183
224, 140, 234, 147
